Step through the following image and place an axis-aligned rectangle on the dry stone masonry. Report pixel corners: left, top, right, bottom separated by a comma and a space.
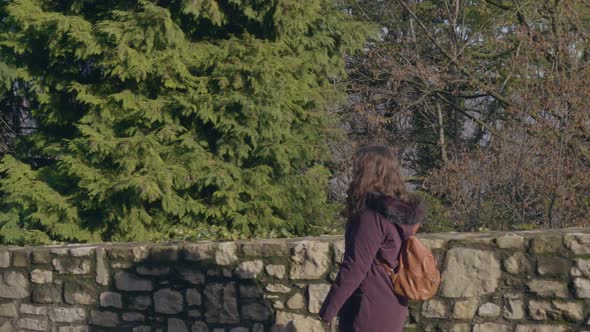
0, 229, 589, 331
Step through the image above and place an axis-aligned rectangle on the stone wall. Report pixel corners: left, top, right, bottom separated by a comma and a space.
0, 228, 590, 331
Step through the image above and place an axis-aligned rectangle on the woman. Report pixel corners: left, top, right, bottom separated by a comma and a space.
319, 145, 424, 332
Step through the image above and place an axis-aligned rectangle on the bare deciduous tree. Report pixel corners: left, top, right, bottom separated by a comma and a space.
336, 0, 590, 230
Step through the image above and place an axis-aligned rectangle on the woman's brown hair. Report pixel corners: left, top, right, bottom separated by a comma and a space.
346, 145, 409, 217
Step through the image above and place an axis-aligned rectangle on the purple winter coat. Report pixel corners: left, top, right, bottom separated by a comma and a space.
319, 192, 425, 332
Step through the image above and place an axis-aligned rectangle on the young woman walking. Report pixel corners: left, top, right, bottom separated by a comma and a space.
319, 145, 424, 332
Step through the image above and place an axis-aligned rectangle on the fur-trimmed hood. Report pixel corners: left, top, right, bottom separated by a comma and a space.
365, 192, 426, 225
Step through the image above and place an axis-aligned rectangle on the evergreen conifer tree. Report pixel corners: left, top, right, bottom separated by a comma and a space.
0, 0, 371, 244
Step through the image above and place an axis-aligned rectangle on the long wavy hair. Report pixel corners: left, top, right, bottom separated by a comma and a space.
346, 145, 409, 218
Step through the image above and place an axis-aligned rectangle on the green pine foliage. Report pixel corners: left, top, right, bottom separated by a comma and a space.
0, 0, 371, 244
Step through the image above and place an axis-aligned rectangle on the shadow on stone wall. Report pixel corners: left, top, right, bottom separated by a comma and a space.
94, 243, 275, 331
0, 237, 344, 331
2, 229, 590, 331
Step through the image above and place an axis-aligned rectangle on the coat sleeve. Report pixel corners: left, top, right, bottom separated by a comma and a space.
319, 211, 384, 323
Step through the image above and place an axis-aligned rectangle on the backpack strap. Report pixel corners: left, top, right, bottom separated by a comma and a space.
377, 254, 399, 278
377, 255, 399, 294
377, 220, 407, 283
378, 222, 407, 275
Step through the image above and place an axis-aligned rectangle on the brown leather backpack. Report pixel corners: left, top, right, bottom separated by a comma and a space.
380, 236, 441, 300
